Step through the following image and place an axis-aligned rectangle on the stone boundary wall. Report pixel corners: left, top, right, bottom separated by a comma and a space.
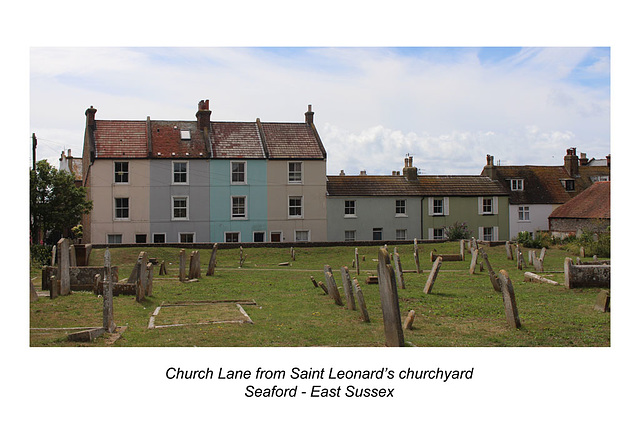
42, 266, 119, 291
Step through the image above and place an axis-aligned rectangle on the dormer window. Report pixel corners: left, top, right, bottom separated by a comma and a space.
561, 179, 575, 191
180, 130, 191, 140
510, 179, 524, 191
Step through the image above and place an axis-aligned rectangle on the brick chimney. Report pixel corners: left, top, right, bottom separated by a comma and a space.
196, 99, 211, 130
579, 152, 589, 166
402, 156, 418, 182
564, 147, 579, 176
85, 105, 97, 130
305, 104, 314, 125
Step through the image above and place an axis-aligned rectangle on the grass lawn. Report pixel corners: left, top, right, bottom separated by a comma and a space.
29, 241, 610, 347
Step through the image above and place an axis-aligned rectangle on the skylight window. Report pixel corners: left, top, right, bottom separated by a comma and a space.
180, 130, 191, 140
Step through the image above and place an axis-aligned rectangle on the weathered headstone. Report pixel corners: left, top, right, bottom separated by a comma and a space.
393, 248, 405, 289
318, 281, 329, 295
594, 290, 610, 312
539, 247, 547, 262
564, 257, 610, 289
179, 249, 186, 282
324, 266, 343, 306
310, 275, 319, 288
57, 238, 70, 296
49, 274, 58, 299
528, 250, 534, 266
377, 247, 404, 347
580, 246, 586, 258
30, 280, 38, 302
355, 248, 360, 275
403, 310, 416, 330
532, 252, 544, 272
51, 245, 57, 266
159, 260, 167, 276
103, 248, 116, 333
206, 243, 218, 276
188, 250, 201, 279
69, 244, 77, 267
505, 241, 513, 260
524, 271, 559, 286
479, 249, 501, 292
424, 256, 443, 294
459, 239, 466, 261
413, 239, 421, 273
146, 262, 153, 296
498, 270, 521, 329
135, 251, 149, 303
469, 248, 479, 275
353, 279, 369, 322
340, 266, 356, 310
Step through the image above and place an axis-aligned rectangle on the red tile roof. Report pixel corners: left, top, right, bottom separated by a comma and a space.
549, 181, 610, 219
261, 122, 325, 159
211, 122, 265, 158
149, 121, 209, 159
327, 175, 509, 197
94, 121, 148, 158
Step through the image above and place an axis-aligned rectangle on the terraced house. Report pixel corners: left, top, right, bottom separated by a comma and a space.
81, 100, 327, 244
326, 157, 510, 242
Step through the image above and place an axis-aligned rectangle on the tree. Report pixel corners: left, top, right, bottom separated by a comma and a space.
30, 160, 93, 244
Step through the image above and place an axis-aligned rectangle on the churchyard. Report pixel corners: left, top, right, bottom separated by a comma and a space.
29, 240, 610, 347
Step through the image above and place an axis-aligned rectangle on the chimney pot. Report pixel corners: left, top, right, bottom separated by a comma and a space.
305, 104, 314, 125
196, 99, 212, 130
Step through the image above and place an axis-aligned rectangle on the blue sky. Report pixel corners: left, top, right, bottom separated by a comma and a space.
30, 46, 610, 176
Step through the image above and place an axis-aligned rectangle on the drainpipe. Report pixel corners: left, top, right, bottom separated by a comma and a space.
420, 196, 425, 240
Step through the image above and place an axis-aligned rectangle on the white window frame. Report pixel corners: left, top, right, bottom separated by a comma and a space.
433, 228, 445, 240
231, 195, 248, 220
428, 197, 449, 216
478, 226, 499, 241
395, 199, 407, 217
510, 179, 524, 191
562, 179, 576, 191
372, 228, 383, 241
288, 161, 303, 184
395, 229, 407, 240
270, 231, 283, 243
172, 161, 189, 185
224, 231, 241, 243
344, 230, 356, 242
344, 200, 356, 217
295, 229, 310, 242
107, 234, 122, 244
179, 232, 195, 243
152, 233, 166, 244
253, 231, 266, 243
180, 130, 191, 140
479, 196, 498, 215
231, 161, 247, 185
114, 197, 130, 221
114, 161, 129, 184
288, 196, 303, 218
518, 206, 530, 222
171, 196, 189, 220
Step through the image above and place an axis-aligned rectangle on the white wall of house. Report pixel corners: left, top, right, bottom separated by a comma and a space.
508, 204, 560, 239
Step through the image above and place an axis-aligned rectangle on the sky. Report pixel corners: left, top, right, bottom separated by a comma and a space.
29, 46, 610, 176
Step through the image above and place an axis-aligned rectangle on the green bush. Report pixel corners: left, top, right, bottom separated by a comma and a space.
516, 231, 553, 249
31, 244, 53, 266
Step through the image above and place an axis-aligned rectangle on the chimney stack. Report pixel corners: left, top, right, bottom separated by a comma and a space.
305, 104, 314, 125
402, 156, 418, 182
85, 105, 97, 130
606, 155, 610, 168
196, 99, 212, 130
564, 147, 579, 176
579, 152, 589, 166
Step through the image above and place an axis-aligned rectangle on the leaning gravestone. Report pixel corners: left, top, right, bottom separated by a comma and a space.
469, 248, 479, 275
355, 248, 360, 275
403, 310, 416, 330
423, 256, 443, 294
353, 279, 370, 322
393, 248, 405, 289
377, 247, 404, 347
413, 239, 422, 273
324, 266, 343, 306
498, 269, 521, 329
146, 262, 153, 296
479, 248, 501, 292
340, 266, 356, 311
30, 280, 38, 302
206, 243, 218, 276
178, 249, 186, 282
594, 290, 610, 313
505, 241, 513, 260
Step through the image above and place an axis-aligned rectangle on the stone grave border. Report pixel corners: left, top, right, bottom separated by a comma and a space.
147, 299, 257, 329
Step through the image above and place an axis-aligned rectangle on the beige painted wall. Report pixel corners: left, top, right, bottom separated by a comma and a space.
89, 159, 150, 243
266, 159, 327, 242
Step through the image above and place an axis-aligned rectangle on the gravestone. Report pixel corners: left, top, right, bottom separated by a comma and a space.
459, 239, 466, 261
57, 238, 70, 296
318, 281, 329, 295
310, 276, 319, 288
135, 251, 149, 303
179, 249, 186, 282
498, 270, 521, 329
564, 257, 611, 289
206, 243, 218, 276
353, 279, 369, 322
51, 245, 56, 266
340, 266, 356, 310
188, 251, 201, 279
424, 256, 443, 294
524, 271, 559, 286
30, 280, 38, 302
479, 249, 501, 292
594, 290, 610, 312
505, 241, 513, 260
377, 247, 404, 347
69, 244, 77, 267
403, 310, 416, 330
469, 248, 479, 275
324, 266, 343, 306
355, 248, 360, 275
413, 239, 422, 273
102, 248, 116, 333
146, 262, 153, 296
532, 251, 544, 272
159, 261, 167, 276
393, 248, 405, 289
539, 247, 547, 262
